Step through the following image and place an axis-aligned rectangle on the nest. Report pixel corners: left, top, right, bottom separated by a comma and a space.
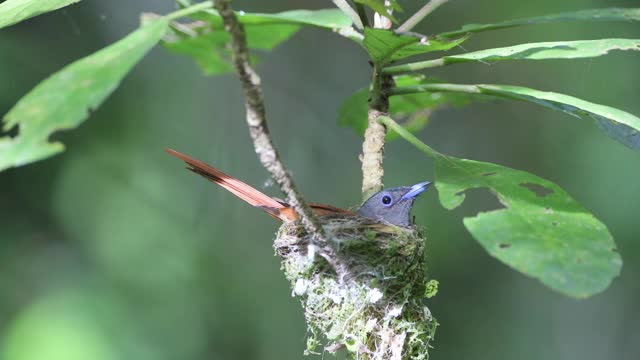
274, 213, 438, 360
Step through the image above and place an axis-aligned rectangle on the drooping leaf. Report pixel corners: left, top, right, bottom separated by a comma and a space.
380, 116, 622, 298
392, 82, 640, 151
439, 7, 640, 38
0, 0, 81, 29
363, 28, 467, 64
353, 0, 402, 23
165, 8, 350, 75
338, 76, 471, 139
0, 19, 168, 172
384, 39, 640, 74
437, 157, 622, 298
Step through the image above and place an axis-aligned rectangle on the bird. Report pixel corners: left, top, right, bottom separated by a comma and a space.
166, 148, 430, 227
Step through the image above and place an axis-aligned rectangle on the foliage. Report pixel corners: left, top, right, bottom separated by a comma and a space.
164, 5, 351, 75
1, 0, 639, 357
381, 116, 622, 298
0, 19, 168, 171
0, 0, 82, 29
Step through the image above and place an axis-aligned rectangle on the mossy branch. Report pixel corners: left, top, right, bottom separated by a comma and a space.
212, 0, 327, 243
361, 63, 392, 201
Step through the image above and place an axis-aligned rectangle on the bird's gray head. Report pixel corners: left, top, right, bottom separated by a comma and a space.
357, 182, 431, 227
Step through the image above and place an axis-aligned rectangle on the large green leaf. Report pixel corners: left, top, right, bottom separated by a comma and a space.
338, 76, 471, 139
439, 7, 640, 38
379, 116, 622, 298
165, 7, 350, 75
0, 0, 81, 29
392, 82, 640, 151
384, 39, 640, 74
363, 28, 468, 64
0, 19, 168, 171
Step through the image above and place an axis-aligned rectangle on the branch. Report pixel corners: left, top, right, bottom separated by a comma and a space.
360, 1, 398, 201
212, 0, 327, 242
332, 0, 364, 29
377, 115, 441, 159
354, 3, 370, 28
361, 64, 393, 201
397, 0, 450, 32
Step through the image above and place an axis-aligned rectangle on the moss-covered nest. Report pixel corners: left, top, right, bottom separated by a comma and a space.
274, 213, 438, 360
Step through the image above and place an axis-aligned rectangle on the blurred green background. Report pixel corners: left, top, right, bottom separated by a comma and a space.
1, 0, 639, 359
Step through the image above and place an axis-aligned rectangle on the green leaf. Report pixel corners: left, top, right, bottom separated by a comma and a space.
163, 22, 297, 75
0, 0, 81, 29
338, 76, 471, 139
363, 28, 467, 64
439, 7, 640, 38
195, 7, 352, 29
384, 39, 640, 74
444, 39, 640, 63
437, 157, 622, 298
353, 0, 402, 23
0, 19, 168, 172
379, 116, 622, 298
338, 88, 369, 135
163, 31, 234, 76
165, 8, 349, 75
392, 82, 640, 151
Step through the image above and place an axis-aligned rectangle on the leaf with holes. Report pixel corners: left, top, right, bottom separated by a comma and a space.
380, 117, 622, 298
0, 0, 82, 29
363, 28, 468, 64
436, 156, 622, 297
439, 7, 640, 38
0, 19, 168, 172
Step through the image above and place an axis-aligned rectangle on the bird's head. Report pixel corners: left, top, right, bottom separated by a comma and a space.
357, 181, 432, 227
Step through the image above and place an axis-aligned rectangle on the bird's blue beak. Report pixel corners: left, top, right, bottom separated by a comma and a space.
400, 181, 432, 201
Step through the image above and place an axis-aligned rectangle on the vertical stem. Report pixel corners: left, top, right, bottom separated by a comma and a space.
361, 65, 391, 201
354, 3, 370, 28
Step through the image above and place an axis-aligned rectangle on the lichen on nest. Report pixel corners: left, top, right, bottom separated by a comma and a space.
274, 213, 438, 360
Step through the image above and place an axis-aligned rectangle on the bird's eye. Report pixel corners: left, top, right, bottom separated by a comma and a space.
381, 194, 392, 206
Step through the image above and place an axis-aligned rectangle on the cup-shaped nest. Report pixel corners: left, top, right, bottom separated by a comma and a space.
274, 213, 437, 360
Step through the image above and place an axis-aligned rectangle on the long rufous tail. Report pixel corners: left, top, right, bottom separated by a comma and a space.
166, 148, 288, 220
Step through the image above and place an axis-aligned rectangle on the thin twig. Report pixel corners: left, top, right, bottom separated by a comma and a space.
397, 0, 450, 32
377, 115, 442, 159
390, 83, 481, 96
165, 1, 212, 21
332, 0, 364, 29
382, 58, 445, 75
212, 0, 327, 242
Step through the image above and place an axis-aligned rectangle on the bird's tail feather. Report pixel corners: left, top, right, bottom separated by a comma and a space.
165, 148, 285, 215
